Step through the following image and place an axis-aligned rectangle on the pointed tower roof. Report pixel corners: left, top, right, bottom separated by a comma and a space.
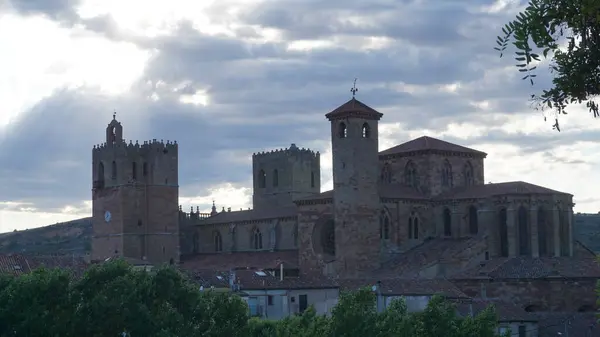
325, 98, 383, 121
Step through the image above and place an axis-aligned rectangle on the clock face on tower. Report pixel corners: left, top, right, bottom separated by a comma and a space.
104, 211, 112, 223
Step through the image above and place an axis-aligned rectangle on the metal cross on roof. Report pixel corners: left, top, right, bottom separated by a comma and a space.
113, 110, 117, 120
351, 78, 358, 98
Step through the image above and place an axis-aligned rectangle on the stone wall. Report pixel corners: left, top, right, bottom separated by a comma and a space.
453, 278, 597, 312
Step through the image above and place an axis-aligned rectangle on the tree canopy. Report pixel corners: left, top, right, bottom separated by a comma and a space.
0, 261, 505, 337
495, 0, 600, 130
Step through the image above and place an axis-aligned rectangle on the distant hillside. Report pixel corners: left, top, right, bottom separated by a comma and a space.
574, 213, 600, 253
0, 217, 92, 256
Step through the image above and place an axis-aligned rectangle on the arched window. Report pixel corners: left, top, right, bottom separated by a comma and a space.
379, 210, 390, 240
469, 205, 478, 235
559, 208, 570, 256
442, 160, 453, 187
380, 163, 392, 183
252, 227, 263, 250
257, 170, 266, 188
132, 162, 137, 180
311, 171, 316, 188
413, 218, 419, 239
143, 162, 148, 177
499, 208, 509, 257
98, 162, 105, 182
362, 123, 370, 138
404, 161, 418, 188
193, 232, 200, 253
339, 122, 347, 138
272, 169, 279, 187
322, 219, 335, 255
214, 231, 222, 252
463, 162, 474, 186
111, 161, 117, 180
293, 222, 298, 247
443, 208, 452, 236
518, 206, 530, 256
408, 213, 419, 239
537, 207, 547, 256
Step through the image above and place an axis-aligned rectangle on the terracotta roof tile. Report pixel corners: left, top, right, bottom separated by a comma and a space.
339, 278, 468, 298
200, 206, 297, 225
0, 254, 89, 277
0, 254, 31, 275
379, 136, 486, 157
325, 98, 383, 121
436, 181, 571, 200
185, 268, 337, 290
451, 257, 600, 279
377, 237, 482, 277
456, 300, 538, 322
180, 250, 299, 271
297, 184, 428, 202
234, 269, 337, 290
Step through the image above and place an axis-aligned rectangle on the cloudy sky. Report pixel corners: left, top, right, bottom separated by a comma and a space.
0, 0, 598, 232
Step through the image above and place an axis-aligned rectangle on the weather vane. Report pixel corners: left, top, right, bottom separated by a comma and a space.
351, 78, 358, 98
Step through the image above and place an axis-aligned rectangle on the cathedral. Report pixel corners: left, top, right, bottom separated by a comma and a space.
91, 97, 599, 316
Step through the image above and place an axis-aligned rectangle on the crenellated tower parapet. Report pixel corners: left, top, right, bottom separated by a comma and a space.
252, 143, 321, 210
93, 133, 179, 190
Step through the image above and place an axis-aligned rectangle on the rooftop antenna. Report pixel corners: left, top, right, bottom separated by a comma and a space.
351, 78, 358, 98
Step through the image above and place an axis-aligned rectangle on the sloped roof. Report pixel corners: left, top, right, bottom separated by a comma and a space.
376, 237, 483, 277
338, 278, 468, 298
200, 205, 297, 225
436, 181, 571, 200
180, 250, 299, 271
451, 257, 600, 279
187, 268, 338, 290
325, 98, 383, 121
296, 184, 429, 203
379, 136, 486, 157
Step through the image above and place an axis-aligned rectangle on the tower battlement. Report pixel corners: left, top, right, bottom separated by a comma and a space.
252, 143, 319, 159
93, 139, 178, 153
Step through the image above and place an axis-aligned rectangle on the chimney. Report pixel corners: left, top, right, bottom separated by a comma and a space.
227, 207, 231, 212
280, 263, 284, 281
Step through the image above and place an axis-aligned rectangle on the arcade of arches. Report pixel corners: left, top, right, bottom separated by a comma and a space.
440, 203, 573, 258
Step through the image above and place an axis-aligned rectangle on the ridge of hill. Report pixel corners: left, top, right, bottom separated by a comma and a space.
0, 217, 92, 255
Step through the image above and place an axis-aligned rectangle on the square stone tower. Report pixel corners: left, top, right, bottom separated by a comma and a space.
91, 114, 179, 265
252, 144, 321, 210
327, 98, 383, 278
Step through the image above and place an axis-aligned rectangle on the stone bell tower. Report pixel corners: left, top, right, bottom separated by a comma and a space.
91, 113, 180, 265
327, 93, 384, 278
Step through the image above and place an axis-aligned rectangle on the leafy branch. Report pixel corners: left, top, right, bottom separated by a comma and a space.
494, 0, 600, 131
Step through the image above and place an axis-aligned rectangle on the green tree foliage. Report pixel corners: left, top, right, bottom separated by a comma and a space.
495, 0, 600, 130
0, 260, 248, 337
0, 263, 502, 337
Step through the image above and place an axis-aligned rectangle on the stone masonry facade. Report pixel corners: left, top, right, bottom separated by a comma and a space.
91, 98, 599, 321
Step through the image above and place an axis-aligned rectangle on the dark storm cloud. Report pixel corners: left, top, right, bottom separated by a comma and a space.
3, 0, 582, 218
